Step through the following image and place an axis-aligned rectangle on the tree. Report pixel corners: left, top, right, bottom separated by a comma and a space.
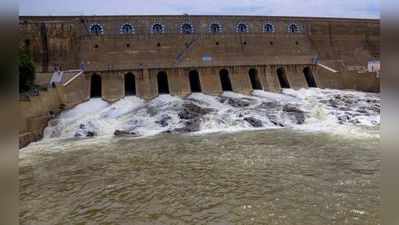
18, 49, 35, 93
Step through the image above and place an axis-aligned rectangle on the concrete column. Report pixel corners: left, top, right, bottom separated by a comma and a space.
180, 68, 191, 96
135, 70, 145, 98
168, 68, 190, 96
102, 71, 124, 102
307, 65, 321, 88
200, 67, 222, 95
285, 65, 308, 89
138, 69, 158, 100
168, 68, 179, 96
257, 66, 267, 91
57, 72, 90, 107
230, 66, 252, 95
265, 65, 281, 92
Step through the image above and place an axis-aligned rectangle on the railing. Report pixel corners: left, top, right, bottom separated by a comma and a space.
317, 63, 338, 73
63, 70, 84, 87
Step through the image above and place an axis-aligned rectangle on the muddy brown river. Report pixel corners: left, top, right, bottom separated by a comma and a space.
20, 129, 380, 225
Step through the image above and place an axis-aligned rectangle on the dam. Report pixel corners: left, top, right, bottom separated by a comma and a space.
18, 15, 380, 146
19, 15, 381, 225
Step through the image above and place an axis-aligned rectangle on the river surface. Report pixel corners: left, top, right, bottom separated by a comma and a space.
20, 129, 380, 225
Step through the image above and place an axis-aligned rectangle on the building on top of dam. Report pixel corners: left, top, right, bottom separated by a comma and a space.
19, 15, 380, 104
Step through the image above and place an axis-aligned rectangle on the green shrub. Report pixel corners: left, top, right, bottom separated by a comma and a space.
18, 49, 35, 93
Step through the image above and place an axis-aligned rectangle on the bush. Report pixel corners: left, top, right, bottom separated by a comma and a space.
18, 49, 35, 93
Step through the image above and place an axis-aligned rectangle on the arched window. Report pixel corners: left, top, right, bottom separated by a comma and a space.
264, 23, 275, 32
236, 23, 248, 33
209, 23, 222, 33
120, 23, 134, 34
288, 23, 300, 33
181, 23, 193, 34
90, 24, 103, 34
152, 23, 164, 33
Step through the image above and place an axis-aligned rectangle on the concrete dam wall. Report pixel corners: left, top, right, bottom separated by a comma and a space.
19, 15, 380, 100
18, 15, 380, 147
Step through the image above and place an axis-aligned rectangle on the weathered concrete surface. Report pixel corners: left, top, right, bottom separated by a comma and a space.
19, 15, 379, 74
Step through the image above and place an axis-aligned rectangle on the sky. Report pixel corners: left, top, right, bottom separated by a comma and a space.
19, 0, 380, 19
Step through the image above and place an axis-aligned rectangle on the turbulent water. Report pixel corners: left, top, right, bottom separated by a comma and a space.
20, 88, 380, 225
42, 88, 380, 139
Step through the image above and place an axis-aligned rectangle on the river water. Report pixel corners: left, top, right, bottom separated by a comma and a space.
20, 89, 380, 225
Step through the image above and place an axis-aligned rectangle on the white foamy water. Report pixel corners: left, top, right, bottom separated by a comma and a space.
42, 88, 380, 141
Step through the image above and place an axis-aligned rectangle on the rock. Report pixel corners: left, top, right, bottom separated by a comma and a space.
356, 108, 368, 114
155, 115, 171, 127
114, 129, 139, 137
48, 119, 59, 126
86, 131, 96, 137
173, 118, 202, 133
178, 103, 212, 120
258, 101, 282, 109
283, 104, 303, 113
79, 124, 86, 129
174, 103, 213, 133
270, 120, 285, 127
48, 110, 56, 118
350, 119, 362, 124
75, 130, 96, 137
146, 106, 159, 116
283, 104, 305, 124
244, 117, 263, 127
337, 115, 350, 124
328, 99, 339, 108
370, 105, 380, 113
219, 97, 252, 107
338, 107, 351, 111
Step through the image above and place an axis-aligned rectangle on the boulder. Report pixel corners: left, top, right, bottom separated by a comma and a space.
283, 104, 303, 113
270, 120, 285, 127
173, 118, 202, 133
86, 131, 96, 137
258, 101, 282, 110
244, 117, 263, 127
114, 129, 139, 137
219, 97, 252, 107
283, 104, 305, 124
155, 115, 171, 127
337, 115, 350, 124
178, 103, 212, 120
